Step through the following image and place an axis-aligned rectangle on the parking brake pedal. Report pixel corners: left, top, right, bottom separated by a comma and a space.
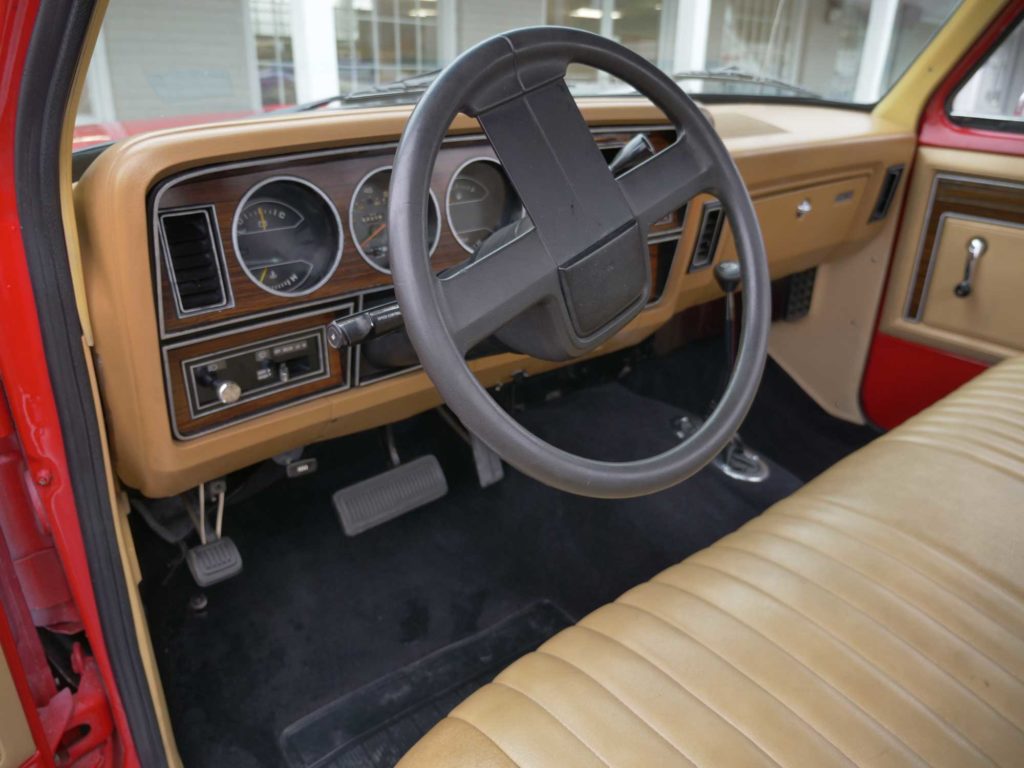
184, 480, 242, 587
186, 538, 243, 587
333, 455, 448, 536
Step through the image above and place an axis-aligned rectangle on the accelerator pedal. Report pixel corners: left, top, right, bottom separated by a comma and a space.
333, 455, 447, 537
470, 433, 504, 488
185, 537, 243, 587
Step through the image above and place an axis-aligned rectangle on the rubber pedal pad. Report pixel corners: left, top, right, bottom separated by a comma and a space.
333, 455, 448, 536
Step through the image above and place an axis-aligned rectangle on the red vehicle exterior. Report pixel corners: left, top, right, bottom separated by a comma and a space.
0, 2, 134, 764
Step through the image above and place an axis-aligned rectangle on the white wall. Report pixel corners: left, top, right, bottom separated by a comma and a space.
456, 0, 545, 50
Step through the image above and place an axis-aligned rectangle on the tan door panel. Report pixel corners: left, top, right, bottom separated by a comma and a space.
0, 645, 35, 767
920, 215, 1024, 351
881, 148, 1024, 362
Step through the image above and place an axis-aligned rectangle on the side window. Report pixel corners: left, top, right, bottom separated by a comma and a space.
950, 17, 1024, 131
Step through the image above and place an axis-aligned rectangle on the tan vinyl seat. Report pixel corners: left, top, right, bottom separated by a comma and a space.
398, 356, 1024, 768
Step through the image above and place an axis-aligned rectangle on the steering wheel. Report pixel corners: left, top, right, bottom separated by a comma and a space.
389, 27, 769, 499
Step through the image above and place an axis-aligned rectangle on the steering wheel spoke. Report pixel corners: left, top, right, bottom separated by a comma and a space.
438, 224, 556, 355
618, 137, 718, 231
475, 79, 635, 264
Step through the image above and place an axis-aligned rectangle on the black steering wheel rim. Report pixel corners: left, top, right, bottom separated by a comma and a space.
389, 27, 770, 499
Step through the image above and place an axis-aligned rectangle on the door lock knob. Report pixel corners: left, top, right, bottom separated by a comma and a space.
954, 236, 987, 298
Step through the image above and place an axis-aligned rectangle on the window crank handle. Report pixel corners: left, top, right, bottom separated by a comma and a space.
954, 237, 986, 298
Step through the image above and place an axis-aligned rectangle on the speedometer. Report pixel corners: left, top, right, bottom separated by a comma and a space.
232, 176, 343, 296
446, 158, 526, 253
350, 166, 440, 273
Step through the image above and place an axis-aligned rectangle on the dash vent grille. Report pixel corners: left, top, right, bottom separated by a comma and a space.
689, 201, 724, 272
870, 165, 904, 222
159, 208, 231, 316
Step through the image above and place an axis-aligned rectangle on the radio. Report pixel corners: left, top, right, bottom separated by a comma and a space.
183, 329, 328, 417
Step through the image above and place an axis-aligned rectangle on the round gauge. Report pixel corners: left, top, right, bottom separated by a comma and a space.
350, 166, 440, 274
446, 158, 526, 253
232, 176, 343, 296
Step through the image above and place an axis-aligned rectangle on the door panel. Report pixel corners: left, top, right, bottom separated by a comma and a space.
879, 147, 1024, 363
921, 214, 1024, 349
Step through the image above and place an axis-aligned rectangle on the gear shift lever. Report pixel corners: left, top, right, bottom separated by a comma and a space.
671, 260, 768, 482
714, 260, 742, 378
710, 261, 769, 482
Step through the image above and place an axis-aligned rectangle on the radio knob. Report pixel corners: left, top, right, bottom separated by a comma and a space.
215, 379, 242, 405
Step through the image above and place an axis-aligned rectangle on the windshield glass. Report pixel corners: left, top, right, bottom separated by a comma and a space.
75, 0, 961, 150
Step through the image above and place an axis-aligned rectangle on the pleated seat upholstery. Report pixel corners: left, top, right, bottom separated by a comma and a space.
398, 356, 1024, 767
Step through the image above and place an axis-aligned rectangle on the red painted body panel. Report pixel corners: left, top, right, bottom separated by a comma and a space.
0, 416, 62, 707
0, 2, 137, 766
862, 333, 988, 429
861, 3, 1021, 427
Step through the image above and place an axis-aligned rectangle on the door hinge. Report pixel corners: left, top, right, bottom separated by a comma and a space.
36, 644, 114, 767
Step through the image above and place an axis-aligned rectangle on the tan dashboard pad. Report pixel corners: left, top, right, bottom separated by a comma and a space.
74, 102, 913, 496
921, 216, 1024, 351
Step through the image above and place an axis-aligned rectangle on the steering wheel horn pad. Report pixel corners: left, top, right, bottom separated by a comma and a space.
389, 27, 770, 498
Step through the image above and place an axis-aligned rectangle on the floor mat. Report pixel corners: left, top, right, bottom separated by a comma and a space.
280, 601, 570, 768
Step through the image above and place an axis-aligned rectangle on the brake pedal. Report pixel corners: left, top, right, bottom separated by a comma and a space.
333, 455, 447, 537
185, 537, 243, 587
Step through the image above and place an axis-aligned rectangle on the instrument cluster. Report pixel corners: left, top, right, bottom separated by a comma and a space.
230, 157, 525, 294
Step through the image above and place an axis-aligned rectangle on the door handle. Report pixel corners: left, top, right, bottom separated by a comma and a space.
954, 236, 987, 298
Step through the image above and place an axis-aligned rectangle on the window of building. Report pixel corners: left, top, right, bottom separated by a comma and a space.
252, 0, 297, 107
73, 0, 967, 150
335, 0, 441, 93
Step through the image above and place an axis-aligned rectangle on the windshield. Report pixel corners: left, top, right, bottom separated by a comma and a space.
75, 0, 961, 150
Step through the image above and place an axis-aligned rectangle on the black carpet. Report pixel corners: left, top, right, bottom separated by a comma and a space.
133, 342, 870, 768
280, 601, 570, 768
625, 339, 879, 481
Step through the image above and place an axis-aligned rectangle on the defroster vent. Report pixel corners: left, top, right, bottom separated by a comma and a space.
159, 207, 232, 316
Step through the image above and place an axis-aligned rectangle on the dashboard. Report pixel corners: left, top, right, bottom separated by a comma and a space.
74, 100, 915, 497
152, 129, 684, 439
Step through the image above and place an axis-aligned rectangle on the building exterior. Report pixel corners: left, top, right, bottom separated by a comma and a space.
77, 0, 975, 131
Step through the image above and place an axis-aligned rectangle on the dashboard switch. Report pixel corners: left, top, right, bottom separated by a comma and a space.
215, 379, 242, 405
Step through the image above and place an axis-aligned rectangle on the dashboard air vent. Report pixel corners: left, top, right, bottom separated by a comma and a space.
159, 208, 231, 315
870, 164, 904, 222
689, 201, 724, 272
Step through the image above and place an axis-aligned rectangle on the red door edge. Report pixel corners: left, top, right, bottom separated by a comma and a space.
919, 0, 1024, 157
0, 2, 136, 766
860, 1, 1022, 429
